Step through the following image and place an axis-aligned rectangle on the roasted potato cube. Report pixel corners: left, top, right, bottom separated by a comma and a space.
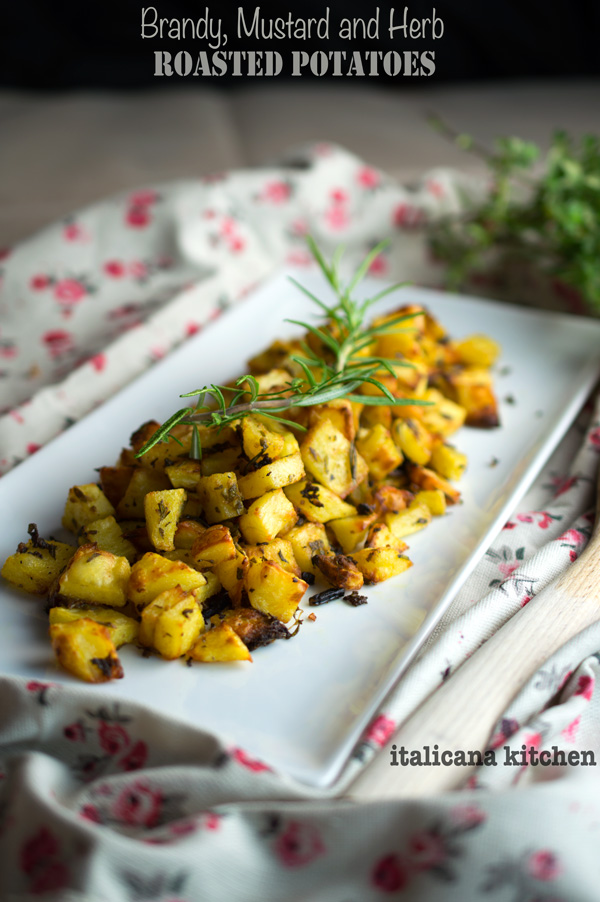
355, 424, 403, 482
192, 525, 237, 569
420, 389, 467, 438
165, 460, 202, 490
189, 623, 252, 663
237, 452, 305, 500
81, 516, 137, 563
140, 586, 204, 658
197, 472, 244, 523
313, 553, 364, 590
54, 544, 131, 607
200, 448, 242, 478
144, 488, 187, 552
328, 513, 377, 554
300, 420, 368, 497
385, 503, 432, 539
131, 421, 192, 469
454, 334, 500, 368
50, 619, 123, 683
174, 520, 207, 549
243, 538, 301, 576
284, 480, 357, 524
62, 484, 115, 533
370, 485, 413, 515
239, 415, 285, 463
119, 519, 153, 554
222, 607, 290, 650
2, 531, 75, 595
308, 399, 357, 442
284, 522, 331, 575
49, 605, 139, 646
238, 489, 298, 544
437, 368, 500, 429
215, 545, 248, 605
194, 571, 221, 606
364, 523, 408, 553
349, 548, 412, 583
360, 404, 392, 431
245, 559, 308, 622
116, 468, 171, 520
429, 444, 467, 482
127, 552, 206, 611
413, 490, 447, 517
391, 419, 433, 466
407, 465, 461, 505
98, 466, 134, 507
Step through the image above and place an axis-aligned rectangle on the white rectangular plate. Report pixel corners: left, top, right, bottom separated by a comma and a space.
1, 270, 600, 789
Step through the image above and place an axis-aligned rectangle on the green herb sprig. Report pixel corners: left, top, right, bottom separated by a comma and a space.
428, 117, 600, 311
136, 237, 425, 461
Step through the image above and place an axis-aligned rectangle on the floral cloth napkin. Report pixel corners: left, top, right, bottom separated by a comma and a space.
1, 145, 600, 901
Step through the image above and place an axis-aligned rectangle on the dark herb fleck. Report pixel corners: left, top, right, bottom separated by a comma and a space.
301, 571, 315, 585
91, 655, 117, 678
309, 587, 345, 606
345, 592, 368, 607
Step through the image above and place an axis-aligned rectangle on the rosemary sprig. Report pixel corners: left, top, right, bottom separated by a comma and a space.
136, 237, 427, 460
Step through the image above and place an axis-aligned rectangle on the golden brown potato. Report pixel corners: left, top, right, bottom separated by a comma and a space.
50, 619, 124, 683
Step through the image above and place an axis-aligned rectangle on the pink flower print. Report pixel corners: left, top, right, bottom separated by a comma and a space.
231, 747, 271, 773
126, 206, 152, 228
30, 273, 51, 291
80, 804, 102, 823
427, 179, 444, 198
575, 674, 594, 700
119, 740, 148, 772
291, 217, 308, 236
528, 849, 562, 881
113, 781, 163, 828
357, 165, 381, 188
26, 443, 41, 455
393, 203, 424, 228
368, 253, 389, 277
129, 260, 148, 280
324, 205, 350, 231
498, 560, 520, 578
31, 861, 70, 894
169, 818, 200, 838
274, 821, 325, 868
104, 260, 125, 278
20, 827, 59, 874
98, 720, 130, 756
89, 353, 106, 372
559, 528, 585, 545
372, 854, 409, 892
554, 475, 578, 497
220, 216, 236, 236
42, 329, 74, 358
0, 340, 17, 359
589, 427, 600, 450
286, 250, 313, 266
330, 187, 348, 205
185, 322, 201, 337
204, 813, 221, 831
489, 717, 519, 750
366, 714, 396, 748
230, 236, 245, 253
129, 189, 158, 206
561, 715, 581, 744
450, 804, 487, 830
408, 831, 446, 870
53, 278, 86, 306
503, 520, 517, 530
63, 721, 86, 742
63, 222, 87, 242
262, 180, 292, 203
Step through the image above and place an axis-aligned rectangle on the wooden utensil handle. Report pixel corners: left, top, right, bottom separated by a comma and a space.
351, 541, 600, 799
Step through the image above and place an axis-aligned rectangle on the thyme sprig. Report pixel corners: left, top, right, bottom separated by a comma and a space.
428, 116, 600, 310
136, 237, 425, 460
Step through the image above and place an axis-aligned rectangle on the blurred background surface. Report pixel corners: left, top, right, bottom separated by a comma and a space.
1, 1, 599, 246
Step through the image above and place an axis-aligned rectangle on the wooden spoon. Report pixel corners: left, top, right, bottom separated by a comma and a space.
350, 481, 600, 799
